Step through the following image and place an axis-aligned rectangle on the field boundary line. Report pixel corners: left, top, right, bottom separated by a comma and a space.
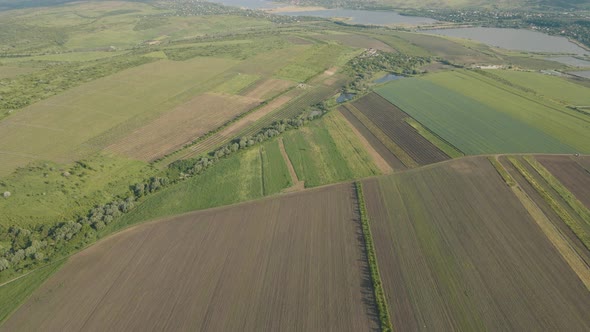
354, 181, 394, 332
491, 157, 590, 291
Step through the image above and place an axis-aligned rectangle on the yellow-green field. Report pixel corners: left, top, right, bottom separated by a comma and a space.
0, 57, 237, 175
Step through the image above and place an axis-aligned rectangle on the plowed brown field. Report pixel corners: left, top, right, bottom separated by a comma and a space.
106, 93, 259, 161
351, 93, 450, 165
537, 155, 590, 209
338, 105, 405, 171
362, 157, 590, 331
1, 184, 379, 332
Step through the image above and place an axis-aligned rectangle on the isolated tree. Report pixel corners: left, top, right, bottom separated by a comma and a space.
0, 258, 9, 272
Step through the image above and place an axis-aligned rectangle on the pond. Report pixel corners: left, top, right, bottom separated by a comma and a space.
373, 73, 404, 83
424, 27, 589, 55
336, 93, 356, 103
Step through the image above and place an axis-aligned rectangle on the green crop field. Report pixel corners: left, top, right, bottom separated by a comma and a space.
115, 139, 295, 228
375, 70, 590, 154
282, 114, 380, 187
260, 140, 293, 195
489, 70, 590, 106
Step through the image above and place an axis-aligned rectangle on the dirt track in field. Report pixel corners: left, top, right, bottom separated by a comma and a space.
1, 184, 379, 332
107, 93, 259, 161
536, 155, 590, 209
363, 157, 590, 331
352, 93, 450, 165
278, 137, 304, 192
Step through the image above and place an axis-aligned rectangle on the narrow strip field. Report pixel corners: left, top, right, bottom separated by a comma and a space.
1, 184, 379, 331
362, 157, 590, 331
536, 155, 590, 209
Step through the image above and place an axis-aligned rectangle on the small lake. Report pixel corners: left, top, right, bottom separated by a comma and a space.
548, 56, 590, 68
280, 9, 437, 26
337, 93, 356, 103
373, 73, 404, 83
424, 27, 589, 55
571, 71, 590, 79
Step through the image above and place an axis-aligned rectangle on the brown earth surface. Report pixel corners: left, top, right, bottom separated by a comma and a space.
362, 157, 590, 331
1, 184, 379, 332
499, 156, 590, 268
536, 155, 590, 209
352, 93, 450, 165
106, 93, 259, 161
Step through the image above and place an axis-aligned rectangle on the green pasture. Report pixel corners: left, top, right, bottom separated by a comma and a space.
276, 44, 356, 82
0, 154, 156, 228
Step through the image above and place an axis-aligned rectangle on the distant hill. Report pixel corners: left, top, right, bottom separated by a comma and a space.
277, 0, 590, 10
0, 0, 151, 11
